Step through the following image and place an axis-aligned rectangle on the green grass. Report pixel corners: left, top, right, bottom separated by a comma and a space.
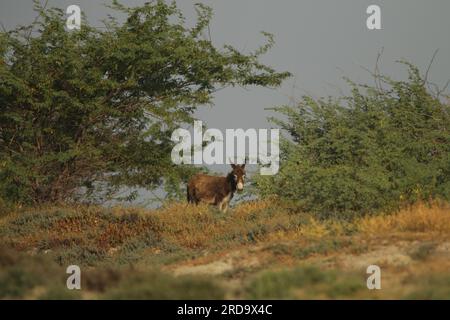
104, 271, 224, 300
0, 246, 66, 299
245, 266, 365, 299
0, 245, 225, 299
404, 274, 450, 299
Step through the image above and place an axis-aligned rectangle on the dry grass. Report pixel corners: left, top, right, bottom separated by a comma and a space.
357, 201, 450, 236
136, 198, 307, 250
2, 199, 449, 255
1, 199, 450, 299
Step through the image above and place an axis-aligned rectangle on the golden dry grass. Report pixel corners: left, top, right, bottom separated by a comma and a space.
2, 199, 448, 254
1, 199, 450, 299
104, 199, 450, 262
357, 201, 450, 236
140, 198, 305, 250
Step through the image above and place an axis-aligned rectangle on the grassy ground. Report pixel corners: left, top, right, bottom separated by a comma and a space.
0, 199, 449, 299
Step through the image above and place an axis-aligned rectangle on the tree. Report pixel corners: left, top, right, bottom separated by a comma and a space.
255, 61, 450, 219
0, 0, 290, 204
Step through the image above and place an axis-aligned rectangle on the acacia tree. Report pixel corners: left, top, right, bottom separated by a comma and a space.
0, 0, 290, 204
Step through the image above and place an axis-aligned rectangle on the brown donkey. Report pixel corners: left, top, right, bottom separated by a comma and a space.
187, 164, 246, 212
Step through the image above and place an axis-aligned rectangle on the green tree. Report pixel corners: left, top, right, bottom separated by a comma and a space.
0, 0, 290, 204
256, 62, 450, 219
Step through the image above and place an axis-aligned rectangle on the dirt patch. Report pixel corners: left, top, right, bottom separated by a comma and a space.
336, 244, 413, 270
169, 246, 263, 276
169, 241, 450, 278
434, 242, 450, 258
173, 260, 234, 276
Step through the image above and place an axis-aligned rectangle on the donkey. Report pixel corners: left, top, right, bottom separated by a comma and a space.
187, 163, 246, 212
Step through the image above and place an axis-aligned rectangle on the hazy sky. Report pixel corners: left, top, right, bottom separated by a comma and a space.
1, 0, 449, 204
2, 0, 449, 130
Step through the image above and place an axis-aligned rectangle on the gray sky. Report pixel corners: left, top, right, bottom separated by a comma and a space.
1, 0, 449, 204
2, 1, 449, 129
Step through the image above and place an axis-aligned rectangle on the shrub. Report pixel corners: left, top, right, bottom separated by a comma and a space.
246, 266, 364, 299
256, 62, 450, 218
104, 271, 224, 300
0, 246, 66, 299
405, 274, 450, 299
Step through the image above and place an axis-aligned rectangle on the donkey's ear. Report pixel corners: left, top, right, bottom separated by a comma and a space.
241, 156, 248, 168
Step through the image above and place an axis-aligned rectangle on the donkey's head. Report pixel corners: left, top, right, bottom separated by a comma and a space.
230, 163, 246, 192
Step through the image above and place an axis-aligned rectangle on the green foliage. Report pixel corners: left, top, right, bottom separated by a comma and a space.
104, 271, 224, 300
256, 62, 450, 218
246, 266, 364, 299
0, 244, 223, 300
0, 245, 66, 299
0, 196, 14, 217
0, 0, 289, 205
405, 274, 450, 299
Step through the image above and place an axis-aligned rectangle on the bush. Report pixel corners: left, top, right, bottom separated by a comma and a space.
246, 266, 364, 299
405, 274, 450, 299
0, 244, 224, 300
256, 62, 450, 218
0, 196, 16, 217
104, 271, 224, 300
0, 246, 66, 299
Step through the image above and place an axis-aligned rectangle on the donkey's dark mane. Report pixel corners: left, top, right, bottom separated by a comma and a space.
226, 172, 237, 193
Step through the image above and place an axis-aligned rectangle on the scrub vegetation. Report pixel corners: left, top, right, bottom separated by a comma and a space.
0, 1, 449, 300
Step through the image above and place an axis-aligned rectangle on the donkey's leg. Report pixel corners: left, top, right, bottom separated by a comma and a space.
187, 188, 192, 203
220, 199, 229, 213
190, 187, 200, 205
